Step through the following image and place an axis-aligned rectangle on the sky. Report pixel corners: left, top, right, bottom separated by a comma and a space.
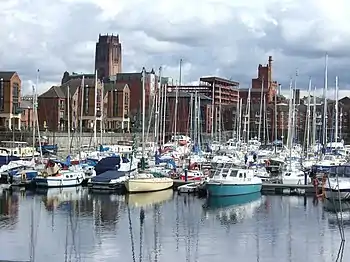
1, 0, 350, 98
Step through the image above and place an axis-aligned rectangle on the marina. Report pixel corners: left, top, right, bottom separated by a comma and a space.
0, 187, 348, 262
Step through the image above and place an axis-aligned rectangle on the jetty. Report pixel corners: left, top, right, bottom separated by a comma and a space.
173, 180, 319, 196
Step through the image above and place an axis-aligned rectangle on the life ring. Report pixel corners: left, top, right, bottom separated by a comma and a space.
42, 171, 48, 178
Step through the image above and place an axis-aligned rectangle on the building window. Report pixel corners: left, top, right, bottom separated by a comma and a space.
113, 91, 118, 117
59, 100, 64, 111
12, 83, 19, 114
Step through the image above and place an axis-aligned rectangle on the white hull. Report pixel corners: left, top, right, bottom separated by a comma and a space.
125, 177, 173, 193
35, 171, 85, 188
325, 190, 350, 201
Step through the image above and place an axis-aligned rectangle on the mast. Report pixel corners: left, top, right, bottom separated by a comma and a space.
154, 67, 162, 147
93, 71, 98, 147
198, 93, 201, 147
286, 79, 293, 149
194, 91, 198, 144
274, 85, 278, 143
306, 78, 311, 153
238, 98, 242, 142
291, 70, 298, 145
211, 82, 215, 140
162, 84, 167, 145
67, 85, 71, 155
218, 84, 222, 143
246, 87, 251, 143
312, 86, 317, 146
100, 82, 104, 143
335, 76, 339, 143
263, 94, 266, 143
258, 77, 264, 141
79, 76, 84, 161
141, 67, 146, 169
322, 54, 328, 145
35, 69, 43, 160
32, 85, 36, 157
189, 93, 193, 140
174, 59, 182, 141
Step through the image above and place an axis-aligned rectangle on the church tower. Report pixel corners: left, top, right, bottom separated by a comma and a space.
94, 34, 122, 80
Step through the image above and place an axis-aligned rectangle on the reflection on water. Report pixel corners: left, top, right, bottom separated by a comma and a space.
0, 188, 348, 261
203, 192, 263, 224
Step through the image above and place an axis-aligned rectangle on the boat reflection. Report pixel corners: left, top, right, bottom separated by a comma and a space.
126, 189, 173, 208
324, 199, 350, 228
38, 186, 87, 211
203, 192, 263, 224
0, 190, 19, 228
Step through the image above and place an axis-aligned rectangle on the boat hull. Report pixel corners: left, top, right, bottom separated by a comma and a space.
34, 174, 84, 188
325, 188, 350, 201
125, 178, 173, 193
206, 183, 262, 197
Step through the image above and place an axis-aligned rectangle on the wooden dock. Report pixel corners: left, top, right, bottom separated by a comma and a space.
173, 180, 319, 196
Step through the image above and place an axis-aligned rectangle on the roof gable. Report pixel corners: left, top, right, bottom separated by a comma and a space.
0, 71, 16, 81
39, 86, 65, 98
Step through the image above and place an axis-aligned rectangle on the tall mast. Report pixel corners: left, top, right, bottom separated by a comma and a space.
306, 78, 312, 152
218, 83, 222, 144
79, 75, 84, 161
93, 70, 98, 147
246, 87, 251, 143
335, 76, 339, 143
162, 84, 167, 145
322, 54, 328, 146
258, 77, 264, 141
67, 85, 71, 155
312, 86, 317, 146
141, 67, 146, 169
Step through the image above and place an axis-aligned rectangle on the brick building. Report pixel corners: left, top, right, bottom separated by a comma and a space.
0, 72, 22, 130
95, 34, 122, 80
104, 82, 130, 131
166, 77, 239, 135
20, 96, 34, 130
107, 69, 157, 118
240, 56, 278, 104
38, 77, 104, 132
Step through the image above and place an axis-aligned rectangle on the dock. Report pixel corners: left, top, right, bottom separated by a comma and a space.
173, 180, 319, 196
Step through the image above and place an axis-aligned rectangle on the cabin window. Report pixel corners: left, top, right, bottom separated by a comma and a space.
244, 173, 246, 178
66, 175, 69, 178
70, 175, 73, 178
230, 170, 238, 177
239, 173, 243, 178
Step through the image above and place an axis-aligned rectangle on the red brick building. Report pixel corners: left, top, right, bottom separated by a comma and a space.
240, 56, 278, 104
166, 76, 239, 135
20, 96, 34, 130
108, 69, 157, 117
0, 72, 22, 129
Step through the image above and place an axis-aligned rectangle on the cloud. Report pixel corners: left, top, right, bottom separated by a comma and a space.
1, 0, 350, 97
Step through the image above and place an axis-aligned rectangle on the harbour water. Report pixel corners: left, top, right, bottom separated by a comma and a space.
0, 188, 348, 262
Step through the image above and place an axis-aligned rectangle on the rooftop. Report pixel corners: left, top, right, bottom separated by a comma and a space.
200, 76, 239, 87
0, 71, 16, 81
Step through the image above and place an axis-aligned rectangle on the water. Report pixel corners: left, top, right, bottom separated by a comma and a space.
0, 187, 348, 262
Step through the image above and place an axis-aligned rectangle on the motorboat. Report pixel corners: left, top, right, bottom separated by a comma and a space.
206, 167, 262, 197
125, 172, 173, 193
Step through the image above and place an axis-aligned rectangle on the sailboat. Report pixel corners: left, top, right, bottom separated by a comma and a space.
125, 67, 173, 193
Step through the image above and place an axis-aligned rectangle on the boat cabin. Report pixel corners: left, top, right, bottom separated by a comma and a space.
0, 141, 37, 157
213, 168, 255, 180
